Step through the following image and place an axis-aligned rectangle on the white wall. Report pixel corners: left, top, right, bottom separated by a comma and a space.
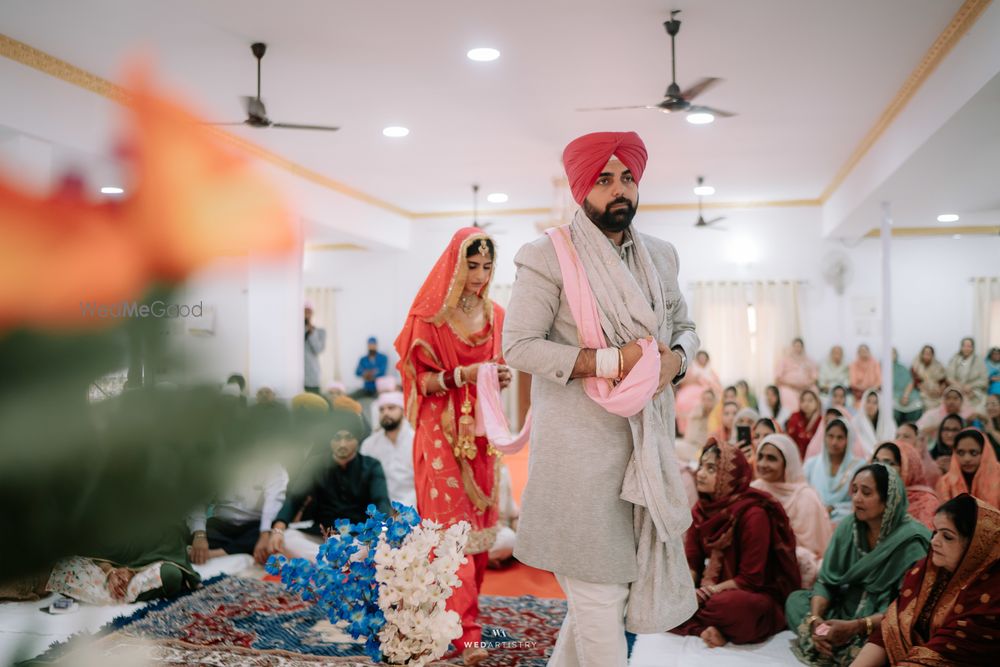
168, 259, 249, 387
305, 207, 1000, 395
304, 248, 411, 391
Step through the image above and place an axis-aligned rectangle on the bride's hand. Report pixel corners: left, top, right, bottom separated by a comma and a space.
498, 366, 512, 389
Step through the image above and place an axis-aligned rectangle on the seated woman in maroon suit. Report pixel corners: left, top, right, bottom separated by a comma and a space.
672, 438, 801, 647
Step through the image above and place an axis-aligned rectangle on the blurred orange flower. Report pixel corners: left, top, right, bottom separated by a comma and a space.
0, 66, 297, 331
0, 176, 148, 331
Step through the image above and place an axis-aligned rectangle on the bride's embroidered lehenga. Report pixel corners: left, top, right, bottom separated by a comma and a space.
394, 227, 503, 653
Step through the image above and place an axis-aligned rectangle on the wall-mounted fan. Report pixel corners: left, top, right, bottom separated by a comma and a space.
212, 43, 340, 132
821, 250, 854, 295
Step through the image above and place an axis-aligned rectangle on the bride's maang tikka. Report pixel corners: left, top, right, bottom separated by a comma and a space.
477, 238, 489, 257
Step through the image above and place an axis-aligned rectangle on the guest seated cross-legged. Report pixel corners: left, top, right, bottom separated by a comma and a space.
804, 417, 865, 524
935, 428, 1000, 508
806, 406, 865, 461
731, 406, 760, 466
46, 524, 201, 605
917, 386, 970, 440
753, 416, 779, 443
760, 383, 792, 425
819, 346, 850, 405
849, 344, 882, 409
776, 337, 819, 414
895, 422, 941, 488
929, 413, 965, 477
736, 379, 758, 411
682, 388, 716, 455
786, 464, 931, 666
852, 390, 897, 459
910, 345, 947, 418
269, 410, 391, 562
709, 400, 739, 445
985, 393, 1000, 446
872, 441, 939, 530
852, 494, 1000, 667
752, 434, 833, 588
675, 350, 722, 437
360, 391, 416, 508
672, 440, 801, 648
829, 384, 854, 416
891, 348, 922, 425
946, 337, 989, 417
786, 389, 823, 461
187, 461, 289, 566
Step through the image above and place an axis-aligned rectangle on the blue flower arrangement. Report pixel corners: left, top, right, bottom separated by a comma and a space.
267, 502, 468, 665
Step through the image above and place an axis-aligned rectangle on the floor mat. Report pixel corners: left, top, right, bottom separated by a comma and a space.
32, 574, 566, 667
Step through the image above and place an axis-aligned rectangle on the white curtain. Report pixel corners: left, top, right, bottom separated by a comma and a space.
973, 277, 1000, 351
304, 286, 341, 388
752, 282, 802, 393
691, 282, 752, 386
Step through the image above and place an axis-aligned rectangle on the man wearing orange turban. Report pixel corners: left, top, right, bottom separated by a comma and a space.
503, 131, 700, 666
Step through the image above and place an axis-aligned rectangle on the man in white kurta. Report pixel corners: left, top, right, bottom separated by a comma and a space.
359, 391, 417, 507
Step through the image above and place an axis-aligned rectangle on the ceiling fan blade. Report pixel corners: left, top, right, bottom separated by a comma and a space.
705, 216, 727, 225
576, 105, 660, 111
271, 123, 341, 131
688, 105, 737, 118
679, 77, 720, 101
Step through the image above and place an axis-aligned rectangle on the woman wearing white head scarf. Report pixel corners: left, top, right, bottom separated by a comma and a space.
851, 389, 897, 458
751, 434, 833, 588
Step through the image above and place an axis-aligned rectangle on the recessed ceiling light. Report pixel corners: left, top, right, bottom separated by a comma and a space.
100, 186, 124, 194
686, 112, 715, 125
486, 192, 508, 204
953, 234, 962, 240
693, 185, 715, 196
937, 213, 960, 223
382, 126, 410, 138
467, 47, 500, 62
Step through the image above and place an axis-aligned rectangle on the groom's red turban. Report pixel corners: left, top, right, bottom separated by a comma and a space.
562, 131, 648, 205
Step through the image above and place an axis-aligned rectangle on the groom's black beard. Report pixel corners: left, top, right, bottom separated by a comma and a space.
583, 196, 638, 233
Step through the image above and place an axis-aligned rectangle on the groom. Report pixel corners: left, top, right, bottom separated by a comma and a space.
503, 131, 699, 667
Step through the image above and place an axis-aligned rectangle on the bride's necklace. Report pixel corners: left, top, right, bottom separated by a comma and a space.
458, 293, 480, 314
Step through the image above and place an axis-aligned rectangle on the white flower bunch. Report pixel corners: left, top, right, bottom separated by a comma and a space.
373, 519, 470, 666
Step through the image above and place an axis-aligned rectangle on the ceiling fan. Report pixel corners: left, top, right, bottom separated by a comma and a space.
577, 10, 735, 120
470, 184, 504, 234
211, 43, 340, 132
694, 176, 726, 230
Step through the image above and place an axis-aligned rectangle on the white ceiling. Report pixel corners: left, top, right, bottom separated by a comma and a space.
843, 70, 1000, 232
0, 0, 966, 216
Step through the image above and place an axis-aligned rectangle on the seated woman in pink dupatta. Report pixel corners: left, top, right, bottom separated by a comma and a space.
752, 434, 833, 588
896, 421, 941, 488
675, 350, 722, 436
805, 405, 866, 461
776, 338, 818, 414
848, 344, 881, 407
872, 440, 940, 530
917, 386, 973, 439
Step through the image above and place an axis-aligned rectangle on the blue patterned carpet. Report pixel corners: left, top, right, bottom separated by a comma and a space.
41, 575, 566, 666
